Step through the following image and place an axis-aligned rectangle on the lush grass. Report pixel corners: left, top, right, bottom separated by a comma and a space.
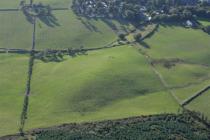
154, 63, 210, 88
198, 18, 210, 26
173, 79, 210, 102
35, 10, 123, 50
187, 90, 210, 118
0, 54, 28, 136
0, 0, 21, 8
144, 25, 210, 104
0, 12, 33, 49
25, 46, 179, 130
34, 0, 71, 8
144, 25, 210, 65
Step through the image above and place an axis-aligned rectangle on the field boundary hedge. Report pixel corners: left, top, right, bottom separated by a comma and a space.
182, 85, 210, 106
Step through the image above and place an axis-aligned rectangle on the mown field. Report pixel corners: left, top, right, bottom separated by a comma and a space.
199, 18, 210, 26
0, 0, 21, 8
0, 12, 32, 49
144, 25, 210, 116
0, 54, 28, 136
25, 46, 179, 131
0, 0, 129, 50
173, 79, 210, 102
34, 0, 71, 8
144, 25, 210, 65
187, 90, 210, 118
35, 10, 123, 50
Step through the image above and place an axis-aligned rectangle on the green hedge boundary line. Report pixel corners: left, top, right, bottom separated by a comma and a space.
181, 86, 210, 106
0, 39, 124, 55
140, 24, 159, 41
19, 52, 35, 136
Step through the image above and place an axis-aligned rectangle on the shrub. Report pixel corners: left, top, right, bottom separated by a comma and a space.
134, 33, 142, 42
118, 33, 126, 41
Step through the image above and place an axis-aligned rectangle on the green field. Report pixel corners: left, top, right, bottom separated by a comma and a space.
34, 0, 71, 8
153, 63, 210, 102
154, 63, 210, 88
0, 12, 33, 49
186, 90, 210, 118
144, 25, 210, 65
0, 0, 21, 8
0, 0, 127, 50
144, 25, 210, 103
25, 46, 179, 130
199, 19, 210, 26
0, 54, 28, 136
36, 10, 121, 50
173, 79, 210, 102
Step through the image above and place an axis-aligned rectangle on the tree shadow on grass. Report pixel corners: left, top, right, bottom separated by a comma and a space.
139, 41, 151, 49
22, 4, 60, 27
38, 11, 60, 27
66, 72, 164, 115
77, 15, 132, 34
77, 17, 101, 33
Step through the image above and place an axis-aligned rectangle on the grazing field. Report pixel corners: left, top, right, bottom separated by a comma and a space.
144, 25, 210, 65
199, 19, 210, 26
36, 10, 121, 50
154, 63, 210, 88
34, 0, 127, 50
0, 12, 33, 49
153, 63, 210, 102
144, 25, 210, 105
34, 0, 71, 8
25, 46, 179, 130
186, 90, 210, 118
0, 54, 28, 136
173, 79, 210, 102
0, 0, 21, 8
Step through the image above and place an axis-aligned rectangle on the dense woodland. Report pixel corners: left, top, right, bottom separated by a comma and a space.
16, 112, 210, 140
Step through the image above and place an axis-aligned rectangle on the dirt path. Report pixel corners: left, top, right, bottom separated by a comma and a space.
144, 53, 181, 105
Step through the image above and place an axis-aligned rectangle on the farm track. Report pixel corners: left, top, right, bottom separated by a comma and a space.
138, 49, 182, 105
136, 42, 210, 106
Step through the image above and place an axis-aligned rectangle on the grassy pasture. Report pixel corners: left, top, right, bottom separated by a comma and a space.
34, 0, 71, 8
144, 25, 210, 104
198, 18, 210, 26
173, 79, 210, 102
0, 54, 28, 136
0, 0, 21, 8
25, 46, 179, 130
35, 10, 123, 50
154, 63, 210, 88
186, 90, 210, 118
144, 25, 210, 65
0, 12, 33, 49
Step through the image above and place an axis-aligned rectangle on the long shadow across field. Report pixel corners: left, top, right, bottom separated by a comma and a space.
22, 5, 60, 27
66, 72, 164, 114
